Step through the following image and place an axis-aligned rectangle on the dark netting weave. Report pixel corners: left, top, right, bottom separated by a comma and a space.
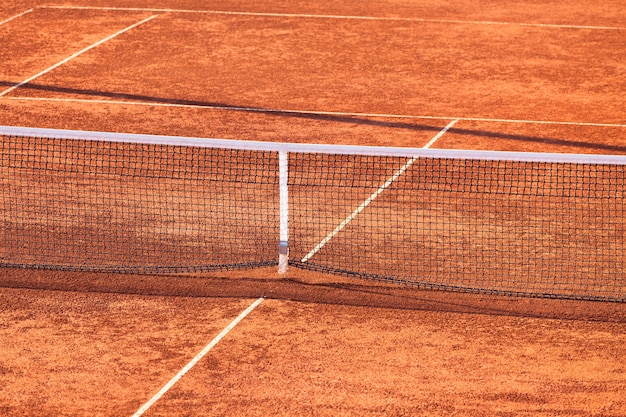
288, 154, 625, 302
0, 134, 279, 273
1, 128, 624, 301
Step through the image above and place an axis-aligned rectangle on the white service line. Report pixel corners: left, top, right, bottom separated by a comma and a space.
0, 8, 33, 26
37, 5, 625, 30
7, 96, 626, 129
132, 297, 264, 417
0, 14, 159, 98
300, 119, 458, 263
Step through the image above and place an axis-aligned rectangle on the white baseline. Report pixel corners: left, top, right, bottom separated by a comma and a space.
37, 5, 625, 30
7, 97, 626, 129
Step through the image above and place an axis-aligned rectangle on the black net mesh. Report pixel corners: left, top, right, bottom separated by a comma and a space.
1, 130, 624, 302
289, 154, 626, 302
0, 134, 279, 273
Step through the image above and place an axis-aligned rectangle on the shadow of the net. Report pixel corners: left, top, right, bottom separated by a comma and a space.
1, 81, 444, 132
4, 81, 626, 154
1, 268, 623, 323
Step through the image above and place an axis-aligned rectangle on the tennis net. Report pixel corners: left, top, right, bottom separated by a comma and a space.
1, 126, 624, 302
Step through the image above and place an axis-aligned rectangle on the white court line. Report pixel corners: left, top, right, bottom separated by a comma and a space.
38, 5, 625, 31
7, 96, 626, 129
0, 8, 33, 26
0, 15, 159, 98
300, 119, 459, 263
132, 297, 264, 417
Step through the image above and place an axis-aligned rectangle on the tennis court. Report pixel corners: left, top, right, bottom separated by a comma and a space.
1, 1, 626, 415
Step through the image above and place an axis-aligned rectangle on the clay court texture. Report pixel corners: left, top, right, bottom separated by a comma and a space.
1, 1, 626, 416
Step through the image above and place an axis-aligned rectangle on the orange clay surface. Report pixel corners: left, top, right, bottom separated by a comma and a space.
1, 1, 626, 416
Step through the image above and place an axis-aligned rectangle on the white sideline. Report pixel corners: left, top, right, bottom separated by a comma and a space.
0, 15, 158, 98
37, 5, 625, 30
132, 297, 264, 417
0, 9, 33, 26
300, 119, 459, 263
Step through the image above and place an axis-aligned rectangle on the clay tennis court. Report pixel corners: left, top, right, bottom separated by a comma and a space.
1, 1, 626, 416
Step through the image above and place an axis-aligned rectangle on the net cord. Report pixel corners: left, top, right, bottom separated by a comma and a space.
2, 125, 626, 164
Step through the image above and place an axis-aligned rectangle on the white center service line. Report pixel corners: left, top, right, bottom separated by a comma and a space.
132, 297, 264, 417
300, 119, 459, 263
0, 14, 159, 98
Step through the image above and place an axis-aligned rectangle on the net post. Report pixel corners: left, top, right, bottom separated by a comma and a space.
278, 151, 289, 274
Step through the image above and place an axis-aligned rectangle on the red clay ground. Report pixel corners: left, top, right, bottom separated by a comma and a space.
2, 4, 625, 147
0, 268, 625, 416
1, 1, 625, 416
